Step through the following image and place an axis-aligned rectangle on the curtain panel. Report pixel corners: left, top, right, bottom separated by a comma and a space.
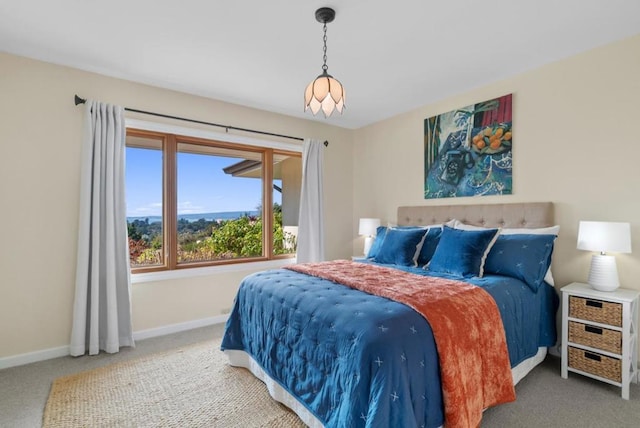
70, 100, 134, 356
296, 138, 325, 263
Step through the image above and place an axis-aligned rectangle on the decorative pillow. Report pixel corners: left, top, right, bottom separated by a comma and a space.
484, 233, 556, 291
368, 225, 427, 258
501, 226, 560, 235
427, 226, 500, 277
499, 226, 560, 286
451, 220, 560, 285
366, 226, 388, 258
451, 220, 558, 235
373, 227, 428, 266
417, 226, 443, 267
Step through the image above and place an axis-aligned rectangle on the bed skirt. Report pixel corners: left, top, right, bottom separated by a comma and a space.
224, 346, 547, 427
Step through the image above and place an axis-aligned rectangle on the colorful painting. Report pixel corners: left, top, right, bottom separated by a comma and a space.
424, 94, 512, 199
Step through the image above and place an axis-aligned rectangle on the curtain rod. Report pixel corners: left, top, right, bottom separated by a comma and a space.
74, 95, 328, 146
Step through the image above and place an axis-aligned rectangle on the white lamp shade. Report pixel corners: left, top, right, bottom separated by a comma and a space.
358, 218, 381, 237
577, 221, 632, 292
577, 221, 632, 253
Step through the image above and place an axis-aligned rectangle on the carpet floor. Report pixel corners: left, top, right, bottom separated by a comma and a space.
3, 323, 638, 427
42, 339, 305, 428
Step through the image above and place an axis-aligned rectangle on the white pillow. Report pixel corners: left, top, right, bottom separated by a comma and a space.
388, 221, 451, 228
451, 220, 560, 286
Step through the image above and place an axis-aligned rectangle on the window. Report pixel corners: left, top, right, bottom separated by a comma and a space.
125, 128, 301, 273
126, 133, 164, 268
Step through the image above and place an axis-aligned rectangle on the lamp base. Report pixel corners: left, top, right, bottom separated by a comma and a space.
363, 236, 373, 257
587, 254, 620, 292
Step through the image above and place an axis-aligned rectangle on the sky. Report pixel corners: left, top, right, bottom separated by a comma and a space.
125, 147, 280, 217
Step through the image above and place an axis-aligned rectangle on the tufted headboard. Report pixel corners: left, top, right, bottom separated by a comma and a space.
397, 202, 554, 229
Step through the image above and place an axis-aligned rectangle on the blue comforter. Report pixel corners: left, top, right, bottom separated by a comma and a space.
221, 263, 557, 428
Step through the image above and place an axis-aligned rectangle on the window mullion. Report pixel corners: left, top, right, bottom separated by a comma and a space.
165, 134, 178, 270
263, 149, 274, 259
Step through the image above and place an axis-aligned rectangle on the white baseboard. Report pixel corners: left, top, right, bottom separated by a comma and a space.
133, 315, 228, 341
0, 345, 70, 371
0, 315, 228, 370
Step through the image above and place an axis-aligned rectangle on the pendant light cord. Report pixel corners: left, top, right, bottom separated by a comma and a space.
322, 22, 329, 73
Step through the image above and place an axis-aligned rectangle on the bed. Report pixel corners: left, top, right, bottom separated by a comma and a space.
221, 202, 559, 427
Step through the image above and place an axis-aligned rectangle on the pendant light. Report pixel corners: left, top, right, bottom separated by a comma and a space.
304, 7, 345, 118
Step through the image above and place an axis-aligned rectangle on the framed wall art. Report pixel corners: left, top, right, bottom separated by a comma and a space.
424, 94, 512, 199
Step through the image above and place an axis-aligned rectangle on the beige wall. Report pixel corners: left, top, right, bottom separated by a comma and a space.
281, 157, 302, 227
353, 33, 640, 298
0, 52, 354, 358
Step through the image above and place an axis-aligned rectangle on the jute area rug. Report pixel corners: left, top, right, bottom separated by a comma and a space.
43, 339, 306, 427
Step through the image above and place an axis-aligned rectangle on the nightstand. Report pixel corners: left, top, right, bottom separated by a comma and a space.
561, 282, 639, 399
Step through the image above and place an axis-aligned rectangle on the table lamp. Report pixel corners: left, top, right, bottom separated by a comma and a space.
577, 221, 632, 291
358, 218, 381, 256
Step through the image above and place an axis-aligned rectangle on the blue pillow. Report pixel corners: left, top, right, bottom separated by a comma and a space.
367, 226, 426, 258
366, 226, 388, 258
417, 227, 443, 267
428, 226, 500, 277
484, 233, 557, 291
373, 227, 428, 266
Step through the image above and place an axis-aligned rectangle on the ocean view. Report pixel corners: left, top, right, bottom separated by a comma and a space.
127, 210, 260, 224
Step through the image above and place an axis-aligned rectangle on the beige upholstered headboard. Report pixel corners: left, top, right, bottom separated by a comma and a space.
397, 202, 554, 229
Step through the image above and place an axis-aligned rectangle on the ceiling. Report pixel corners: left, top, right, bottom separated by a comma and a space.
1, 1, 639, 129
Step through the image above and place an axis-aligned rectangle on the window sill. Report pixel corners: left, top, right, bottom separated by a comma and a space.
131, 258, 296, 284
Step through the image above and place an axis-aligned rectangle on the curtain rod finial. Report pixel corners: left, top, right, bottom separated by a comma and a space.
324, 140, 329, 147
74, 95, 86, 105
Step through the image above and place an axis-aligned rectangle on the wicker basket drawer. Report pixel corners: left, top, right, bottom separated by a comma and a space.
568, 346, 621, 382
569, 296, 622, 327
569, 321, 622, 354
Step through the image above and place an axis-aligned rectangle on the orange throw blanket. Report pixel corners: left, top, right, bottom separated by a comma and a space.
286, 260, 515, 428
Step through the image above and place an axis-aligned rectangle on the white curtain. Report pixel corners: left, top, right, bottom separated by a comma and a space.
70, 100, 134, 356
296, 138, 325, 263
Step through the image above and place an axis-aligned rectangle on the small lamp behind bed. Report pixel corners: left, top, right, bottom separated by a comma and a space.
359, 218, 381, 257
577, 221, 632, 292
